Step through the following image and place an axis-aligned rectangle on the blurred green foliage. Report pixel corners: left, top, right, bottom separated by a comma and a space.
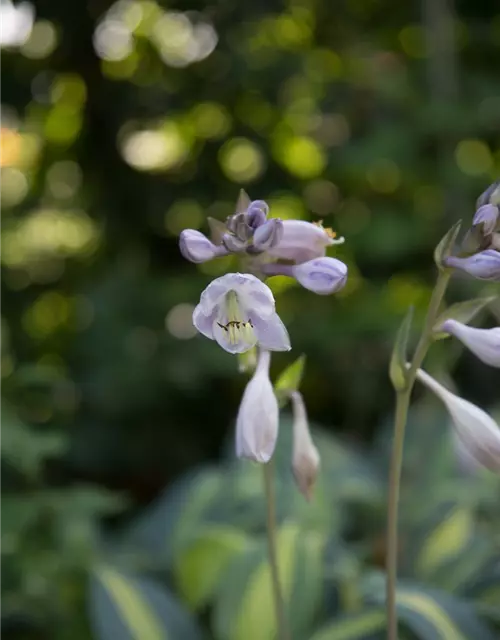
2, 0, 500, 637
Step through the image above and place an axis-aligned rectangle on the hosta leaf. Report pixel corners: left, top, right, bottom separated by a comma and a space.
123, 467, 224, 566
213, 524, 324, 640
173, 526, 250, 610
90, 566, 203, 640
416, 507, 474, 578
308, 609, 386, 640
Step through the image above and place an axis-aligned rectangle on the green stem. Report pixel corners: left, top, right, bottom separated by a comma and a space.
386, 270, 451, 640
263, 461, 290, 640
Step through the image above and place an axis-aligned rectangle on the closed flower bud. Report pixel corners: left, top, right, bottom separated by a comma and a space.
476, 181, 500, 209
292, 257, 348, 295
444, 250, 500, 281
441, 320, 500, 368
291, 391, 320, 500
235, 350, 279, 463
179, 229, 227, 263
246, 201, 269, 229
253, 218, 284, 251
222, 233, 247, 253
268, 220, 344, 264
473, 204, 499, 236
416, 368, 500, 472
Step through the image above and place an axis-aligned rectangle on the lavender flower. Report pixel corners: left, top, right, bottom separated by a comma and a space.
192, 273, 291, 354
179, 229, 228, 263
416, 368, 500, 472
235, 350, 279, 463
268, 220, 344, 264
441, 320, 500, 368
290, 391, 320, 500
473, 204, 499, 236
263, 257, 348, 295
252, 218, 284, 251
444, 250, 500, 281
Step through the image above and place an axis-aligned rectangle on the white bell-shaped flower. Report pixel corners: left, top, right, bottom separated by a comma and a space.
441, 319, 500, 368
416, 368, 500, 472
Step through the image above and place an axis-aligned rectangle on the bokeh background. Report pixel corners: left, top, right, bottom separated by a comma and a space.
2, 1, 500, 639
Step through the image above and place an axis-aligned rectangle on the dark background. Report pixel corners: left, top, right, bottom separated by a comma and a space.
2, 0, 500, 636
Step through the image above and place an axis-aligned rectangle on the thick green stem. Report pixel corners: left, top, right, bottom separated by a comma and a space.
386, 270, 451, 640
263, 461, 290, 640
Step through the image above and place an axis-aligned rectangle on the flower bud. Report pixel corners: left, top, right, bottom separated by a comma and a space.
441, 320, 500, 368
222, 232, 247, 253
291, 391, 320, 501
235, 350, 279, 462
476, 181, 500, 209
292, 257, 348, 295
253, 218, 284, 251
246, 201, 268, 229
473, 204, 499, 236
179, 229, 227, 263
268, 220, 344, 264
416, 368, 500, 472
444, 250, 500, 281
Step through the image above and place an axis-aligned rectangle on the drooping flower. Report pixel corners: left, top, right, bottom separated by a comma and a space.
235, 350, 279, 463
192, 273, 291, 354
268, 220, 344, 264
262, 257, 348, 295
179, 229, 228, 263
441, 320, 500, 368
290, 391, 320, 500
444, 250, 500, 281
416, 368, 500, 472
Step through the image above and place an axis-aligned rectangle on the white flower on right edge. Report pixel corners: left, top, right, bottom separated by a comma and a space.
416, 368, 500, 472
441, 319, 500, 368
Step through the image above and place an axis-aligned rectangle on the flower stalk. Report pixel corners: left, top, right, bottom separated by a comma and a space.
386, 269, 451, 640
262, 460, 290, 640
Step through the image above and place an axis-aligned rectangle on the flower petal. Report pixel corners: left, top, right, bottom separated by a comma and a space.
192, 305, 215, 339
252, 312, 291, 351
237, 274, 276, 317
268, 220, 332, 263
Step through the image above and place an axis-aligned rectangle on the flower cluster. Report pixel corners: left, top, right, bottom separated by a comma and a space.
444, 181, 500, 281
181, 190, 347, 354
179, 191, 347, 498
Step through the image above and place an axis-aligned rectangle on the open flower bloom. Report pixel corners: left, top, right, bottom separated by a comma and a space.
441, 320, 500, 368
444, 250, 500, 281
291, 391, 320, 500
416, 368, 500, 472
192, 273, 291, 354
267, 220, 344, 264
235, 350, 279, 463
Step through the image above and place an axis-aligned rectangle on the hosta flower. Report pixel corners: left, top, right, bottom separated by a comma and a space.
262, 257, 348, 295
268, 220, 344, 264
441, 320, 500, 368
179, 229, 228, 263
444, 250, 500, 281
252, 218, 284, 251
416, 368, 500, 472
291, 391, 320, 500
192, 273, 291, 354
235, 350, 279, 463
473, 204, 499, 236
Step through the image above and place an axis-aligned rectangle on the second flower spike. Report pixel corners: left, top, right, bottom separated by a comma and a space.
235, 350, 279, 463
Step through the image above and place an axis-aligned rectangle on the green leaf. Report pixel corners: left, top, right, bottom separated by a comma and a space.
416, 507, 474, 578
274, 355, 306, 406
213, 524, 324, 640
434, 220, 462, 269
389, 307, 413, 391
308, 609, 386, 640
173, 526, 250, 610
90, 566, 203, 640
432, 297, 496, 339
